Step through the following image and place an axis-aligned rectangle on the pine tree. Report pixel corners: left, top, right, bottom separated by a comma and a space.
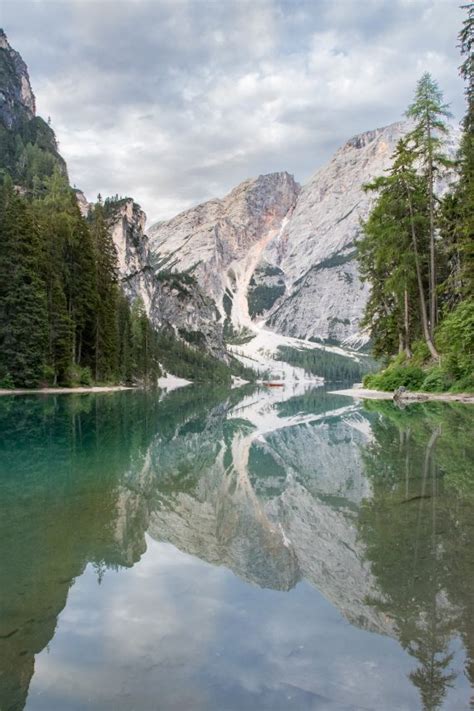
0, 179, 48, 386
33, 169, 97, 384
117, 291, 133, 384
130, 297, 160, 386
456, 3, 474, 298
358, 139, 439, 360
90, 197, 119, 382
406, 73, 452, 335
392, 140, 439, 359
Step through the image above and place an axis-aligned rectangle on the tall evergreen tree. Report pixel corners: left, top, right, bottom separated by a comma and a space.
0, 179, 48, 386
90, 197, 119, 382
33, 169, 97, 383
455, 3, 474, 298
406, 73, 452, 335
358, 139, 439, 360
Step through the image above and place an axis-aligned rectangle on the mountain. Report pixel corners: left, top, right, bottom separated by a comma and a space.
148, 124, 408, 348
265, 123, 407, 345
1, 28, 464, 386
0, 29, 67, 184
0, 30, 227, 377
0, 27, 406, 374
0, 28, 35, 127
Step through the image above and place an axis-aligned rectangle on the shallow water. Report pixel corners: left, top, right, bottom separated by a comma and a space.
0, 384, 473, 710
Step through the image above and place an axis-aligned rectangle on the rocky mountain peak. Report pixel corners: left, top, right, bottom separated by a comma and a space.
0, 28, 36, 128
264, 121, 410, 344
0, 28, 10, 50
341, 121, 406, 152
148, 171, 300, 327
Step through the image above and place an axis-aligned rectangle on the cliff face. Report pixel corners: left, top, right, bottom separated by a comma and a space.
0, 29, 66, 182
0, 28, 35, 129
104, 198, 226, 359
265, 123, 407, 344
148, 172, 300, 329
147, 125, 407, 347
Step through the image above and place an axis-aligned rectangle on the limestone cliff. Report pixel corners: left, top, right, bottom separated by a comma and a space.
0, 29, 66, 182
0, 28, 35, 128
147, 125, 407, 347
104, 198, 227, 359
266, 122, 407, 344
148, 172, 300, 330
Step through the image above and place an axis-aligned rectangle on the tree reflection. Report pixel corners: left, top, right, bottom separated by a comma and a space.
358, 401, 474, 710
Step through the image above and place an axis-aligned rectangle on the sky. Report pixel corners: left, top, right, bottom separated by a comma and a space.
0, 0, 466, 224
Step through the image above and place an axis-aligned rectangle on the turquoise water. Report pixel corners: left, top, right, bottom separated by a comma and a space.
0, 385, 473, 710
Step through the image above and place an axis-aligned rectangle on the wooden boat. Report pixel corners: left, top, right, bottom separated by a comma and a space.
263, 382, 285, 387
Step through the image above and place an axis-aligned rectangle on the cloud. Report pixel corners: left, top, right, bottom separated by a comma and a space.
0, 0, 465, 223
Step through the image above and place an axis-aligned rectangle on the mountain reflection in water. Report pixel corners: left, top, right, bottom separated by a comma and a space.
0, 384, 473, 710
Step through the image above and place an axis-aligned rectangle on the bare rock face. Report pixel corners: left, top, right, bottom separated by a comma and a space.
0, 30, 67, 182
266, 251, 370, 344
148, 172, 300, 328
74, 189, 90, 218
0, 28, 36, 128
265, 122, 407, 344
107, 199, 154, 308
105, 198, 226, 359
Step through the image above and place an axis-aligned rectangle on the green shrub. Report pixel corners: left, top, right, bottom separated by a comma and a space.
420, 366, 452, 392
65, 365, 93, 387
436, 301, 474, 379
449, 373, 474, 393
41, 365, 56, 386
0, 372, 15, 389
364, 364, 424, 391
411, 340, 431, 366
363, 373, 377, 388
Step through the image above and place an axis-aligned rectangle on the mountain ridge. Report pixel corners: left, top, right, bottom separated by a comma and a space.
148, 122, 409, 348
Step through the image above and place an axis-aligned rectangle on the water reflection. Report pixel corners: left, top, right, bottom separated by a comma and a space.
358, 401, 474, 710
0, 386, 472, 710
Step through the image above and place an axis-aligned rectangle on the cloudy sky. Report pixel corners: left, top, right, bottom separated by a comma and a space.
0, 0, 465, 224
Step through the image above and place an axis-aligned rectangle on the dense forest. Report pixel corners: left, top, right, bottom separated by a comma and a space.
358, 5, 473, 393
277, 345, 376, 382
0, 170, 162, 388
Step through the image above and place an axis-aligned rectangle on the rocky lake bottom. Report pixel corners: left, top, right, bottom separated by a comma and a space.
0, 383, 473, 710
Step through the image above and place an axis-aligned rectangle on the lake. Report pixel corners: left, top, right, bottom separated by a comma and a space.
0, 384, 473, 710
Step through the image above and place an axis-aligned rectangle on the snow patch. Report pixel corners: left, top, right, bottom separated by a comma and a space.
158, 371, 192, 393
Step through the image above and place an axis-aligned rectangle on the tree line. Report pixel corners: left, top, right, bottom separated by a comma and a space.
277, 345, 376, 382
0, 170, 161, 388
358, 5, 473, 392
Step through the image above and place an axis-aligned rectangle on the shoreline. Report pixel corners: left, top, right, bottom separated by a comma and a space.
0, 385, 136, 397
329, 387, 474, 404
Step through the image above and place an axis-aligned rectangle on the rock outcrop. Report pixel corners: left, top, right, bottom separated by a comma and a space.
0, 28, 35, 128
0, 29, 66, 182
148, 172, 300, 329
104, 198, 227, 359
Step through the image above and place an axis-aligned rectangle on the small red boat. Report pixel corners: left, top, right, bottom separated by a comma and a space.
263, 382, 285, 387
